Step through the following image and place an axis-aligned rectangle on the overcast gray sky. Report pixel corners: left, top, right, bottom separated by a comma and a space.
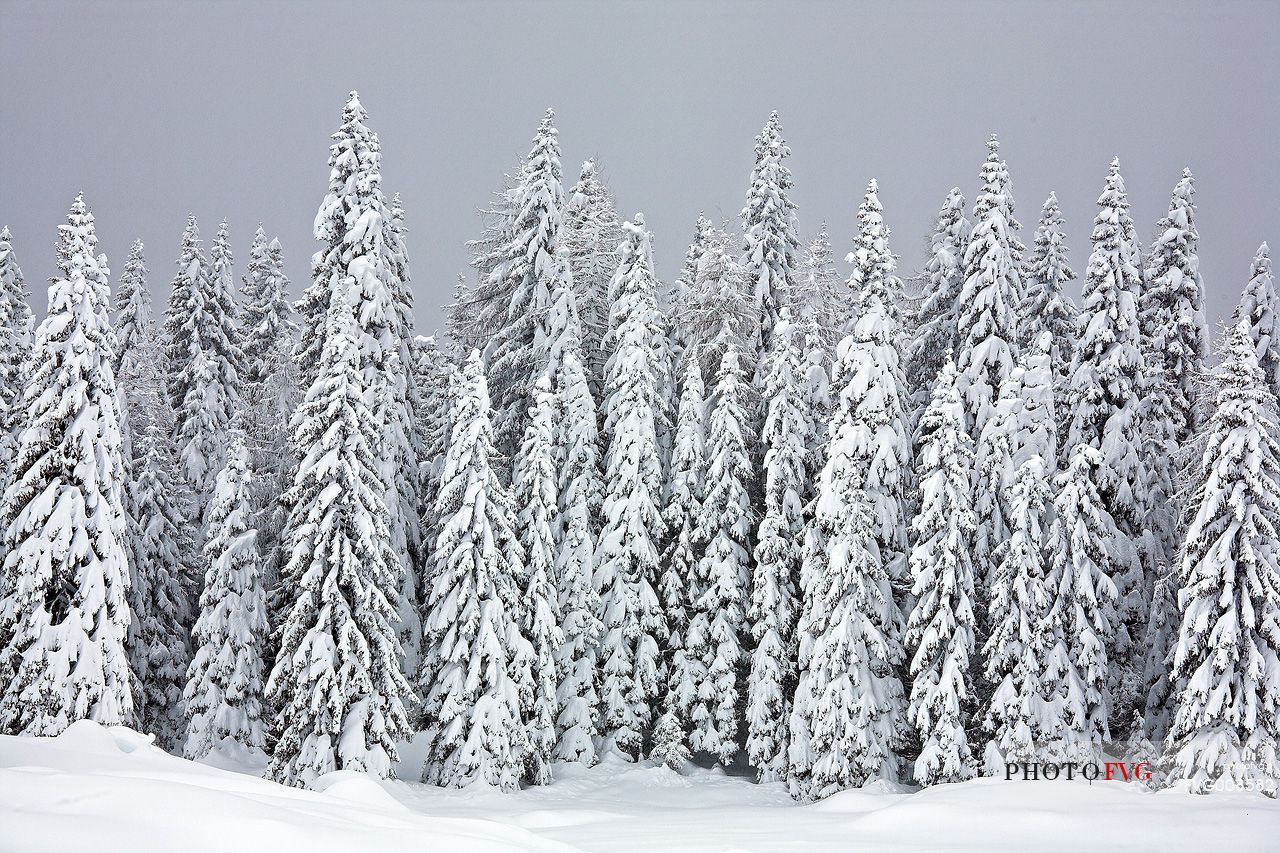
2, 0, 1277, 335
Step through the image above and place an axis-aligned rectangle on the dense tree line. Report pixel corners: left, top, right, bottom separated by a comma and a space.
0, 92, 1277, 800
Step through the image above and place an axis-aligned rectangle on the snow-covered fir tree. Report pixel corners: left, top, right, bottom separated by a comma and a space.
1234, 243, 1280, 401
0, 194, 133, 736
740, 111, 801, 356
184, 435, 267, 760
788, 236, 908, 797
906, 356, 978, 785
1143, 169, 1209, 446
661, 347, 707, 736
1066, 159, 1147, 710
1164, 320, 1280, 796
513, 376, 565, 785
0, 226, 32, 499
112, 239, 149, 373
266, 285, 410, 788
564, 157, 622, 395
686, 342, 754, 764
594, 216, 668, 759
680, 225, 757, 377
1140, 565, 1179, 744
420, 351, 530, 791
166, 215, 242, 503
747, 312, 807, 781
981, 336, 1060, 770
955, 136, 1023, 438
1019, 192, 1078, 434
671, 214, 715, 337
792, 225, 846, 358
1047, 444, 1122, 756
485, 108, 570, 458
842, 180, 911, 609
904, 189, 969, 404
123, 415, 192, 751
552, 343, 605, 765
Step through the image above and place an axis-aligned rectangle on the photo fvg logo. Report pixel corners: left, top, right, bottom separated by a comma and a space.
1004, 761, 1153, 783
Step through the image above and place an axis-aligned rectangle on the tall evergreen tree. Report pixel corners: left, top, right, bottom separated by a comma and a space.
1020, 192, 1078, 436
687, 343, 754, 763
740, 111, 801, 355
420, 352, 530, 791
184, 436, 267, 759
792, 225, 846, 358
906, 357, 978, 785
594, 217, 668, 759
564, 158, 622, 395
1066, 159, 1147, 706
0, 226, 32, 500
905, 189, 970, 404
681, 225, 757, 377
513, 376, 565, 785
1165, 321, 1280, 796
552, 344, 605, 765
661, 347, 707, 735
485, 109, 571, 458
266, 286, 410, 788
1144, 169, 1210, 445
1235, 243, 1280, 401
113, 239, 149, 373
955, 136, 1023, 439
1047, 445, 1122, 756
167, 216, 242, 502
0, 195, 133, 736
748, 313, 807, 781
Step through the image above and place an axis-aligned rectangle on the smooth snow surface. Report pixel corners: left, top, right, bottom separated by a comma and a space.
3, 722, 1278, 853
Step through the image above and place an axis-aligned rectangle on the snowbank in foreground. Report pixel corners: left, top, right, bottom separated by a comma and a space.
3, 722, 1278, 853
0, 722, 572, 853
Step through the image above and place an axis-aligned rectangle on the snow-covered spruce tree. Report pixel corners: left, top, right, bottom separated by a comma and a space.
906, 355, 978, 785
513, 376, 565, 785
166, 215, 242, 503
904, 189, 970, 405
650, 707, 691, 771
113, 239, 149, 373
266, 285, 410, 788
955, 136, 1023, 439
788, 271, 909, 798
299, 93, 420, 682
1144, 169, 1209, 446
0, 194, 133, 736
184, 435, 267, 760
420, 351, 530, 791
485, 109, 570, 459
1163, 320, 1280, 796
123, 415, 192, 751
117, 288, 192, 749
1139, 565, 1179, 744
981, 336, 1060, 771
740, 111, 801, 356
748, 312, 807, 781
660, 346, 707, 735
680, 225, 758, 377
0, 226, 32, 498
594, 216, 668, 759
686, 342, 754, 764
671, 215, 715, 339
842, 180, 911, 612
1046, 444, 1122, 756
1235, 243, 1280, 401
552, 344, 605, 765
382, 191, 427, 676
792, 224, 847, 359
1020, 192, 1078, 436
564, 157, 622, 396
972, 367, 1019, 591
1065, 159, 1147, 714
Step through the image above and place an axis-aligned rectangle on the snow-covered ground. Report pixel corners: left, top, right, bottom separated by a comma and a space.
3, 722, 1277, 853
